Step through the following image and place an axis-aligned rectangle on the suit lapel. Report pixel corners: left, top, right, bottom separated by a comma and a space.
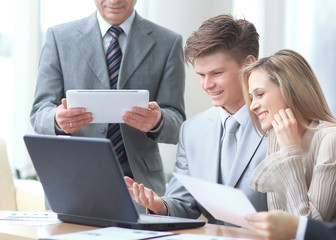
75, 13, 110, 88
226, 120, 263, 187
118, 13, 155, 89
202, 109, 222, 183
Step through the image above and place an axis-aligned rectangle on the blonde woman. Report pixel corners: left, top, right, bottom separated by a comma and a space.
241, 49, 336, 230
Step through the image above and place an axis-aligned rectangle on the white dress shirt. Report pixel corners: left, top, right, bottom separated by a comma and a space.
296, 216, 308, 240
96, 9, 135, 54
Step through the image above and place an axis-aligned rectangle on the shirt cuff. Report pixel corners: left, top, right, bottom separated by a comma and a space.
149, 118, 164, 133
54, 117, 66, 135
296, 216, 308, 240
146, 200, 169, 216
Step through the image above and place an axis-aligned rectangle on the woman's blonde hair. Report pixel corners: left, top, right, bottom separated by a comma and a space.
241, 49, 336, 136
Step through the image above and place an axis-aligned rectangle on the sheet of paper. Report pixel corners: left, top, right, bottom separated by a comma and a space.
158, 234, 253, 240
46, 227, 175, 240
173, 173, 256, 228
0, 210, 60, 226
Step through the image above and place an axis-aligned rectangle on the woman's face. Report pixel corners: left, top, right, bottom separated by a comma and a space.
248, 69, 287, 131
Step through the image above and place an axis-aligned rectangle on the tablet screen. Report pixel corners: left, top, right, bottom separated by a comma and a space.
66, 89, 149, 123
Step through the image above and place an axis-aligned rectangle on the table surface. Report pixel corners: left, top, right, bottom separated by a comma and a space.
0, 221, 264, 240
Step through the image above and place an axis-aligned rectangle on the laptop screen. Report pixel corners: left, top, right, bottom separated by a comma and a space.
24, 134, 205, 230
24, 134, 139, 223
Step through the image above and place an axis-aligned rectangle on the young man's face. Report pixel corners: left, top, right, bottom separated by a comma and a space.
94, 0, 137, 25
195, 51, 246, 115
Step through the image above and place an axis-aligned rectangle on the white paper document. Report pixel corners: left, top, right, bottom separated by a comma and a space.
0, 210, 60, 226
158, 234, 253, 240
46, 227, 175, 240
173, 173, 256, 228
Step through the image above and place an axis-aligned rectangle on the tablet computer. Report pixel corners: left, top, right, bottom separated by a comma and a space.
66, 89, 149, 123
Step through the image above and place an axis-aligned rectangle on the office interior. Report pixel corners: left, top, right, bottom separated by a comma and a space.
0, 0, 335, 206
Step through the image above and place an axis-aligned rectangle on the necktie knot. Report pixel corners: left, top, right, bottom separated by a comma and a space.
108, 26, 123, 39
224, 116, 239, 134
106, 26, 123, 89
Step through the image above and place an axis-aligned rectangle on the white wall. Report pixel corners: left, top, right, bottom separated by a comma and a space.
11, 0, 40, 177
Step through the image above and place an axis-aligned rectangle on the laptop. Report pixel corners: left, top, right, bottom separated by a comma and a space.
23, 134, 205, 230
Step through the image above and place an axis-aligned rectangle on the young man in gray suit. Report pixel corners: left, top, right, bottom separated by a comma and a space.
30, 0, 185, 209
125, 15, 268, 225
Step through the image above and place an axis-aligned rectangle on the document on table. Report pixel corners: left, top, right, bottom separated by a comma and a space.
0, 210, 60, 226
157, 234, 253, 240
44, 227, 176, 240
173, 173, 256, 228
44, 227, 253, 240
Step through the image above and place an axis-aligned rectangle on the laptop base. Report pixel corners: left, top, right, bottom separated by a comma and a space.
58, 214, 205, 231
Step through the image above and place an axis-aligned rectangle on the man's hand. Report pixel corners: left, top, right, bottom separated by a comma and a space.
124, 176, 168, 215
55, 98, 93, 134
122, 101, 162, 132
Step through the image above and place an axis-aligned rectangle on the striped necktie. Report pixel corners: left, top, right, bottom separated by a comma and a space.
105, 26, 133, 178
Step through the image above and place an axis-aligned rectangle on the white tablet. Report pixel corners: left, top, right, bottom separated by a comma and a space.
66, 89, 149, 123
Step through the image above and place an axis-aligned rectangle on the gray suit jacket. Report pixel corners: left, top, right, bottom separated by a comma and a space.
305, 219, 336, 240
30, 11, 185, 199
162, 107, 267, 225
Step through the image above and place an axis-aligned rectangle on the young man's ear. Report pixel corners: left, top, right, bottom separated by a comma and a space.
245, 55, 256, 64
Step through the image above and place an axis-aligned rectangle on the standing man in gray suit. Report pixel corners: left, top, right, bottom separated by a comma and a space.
125, 15, 268, 225
30, 0, 185, 208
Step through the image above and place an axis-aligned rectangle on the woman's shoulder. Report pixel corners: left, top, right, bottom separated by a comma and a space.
315, 120, 336, 132
311, 121, 336, 164
313, 120, 336, 142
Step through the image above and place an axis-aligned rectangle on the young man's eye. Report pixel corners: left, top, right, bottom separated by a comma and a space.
257, 93, 264, 98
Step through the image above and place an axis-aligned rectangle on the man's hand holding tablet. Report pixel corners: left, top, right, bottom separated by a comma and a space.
55, 98, 93, 134
61, 90, 158, 133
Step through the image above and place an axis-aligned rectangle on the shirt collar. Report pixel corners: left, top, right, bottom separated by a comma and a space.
96, 9, 135, 38
219, 105, 250, 128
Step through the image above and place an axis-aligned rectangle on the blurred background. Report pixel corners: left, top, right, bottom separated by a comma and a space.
0, 0, 335, 181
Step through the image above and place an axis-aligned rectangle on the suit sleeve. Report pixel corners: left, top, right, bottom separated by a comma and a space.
30, 27, 65, 135
161, 122, 201, 219
146, 34, 186, 144
304, 219, 336, 240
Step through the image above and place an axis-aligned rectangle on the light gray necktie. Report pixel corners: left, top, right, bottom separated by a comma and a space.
220, 116, 239, 184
